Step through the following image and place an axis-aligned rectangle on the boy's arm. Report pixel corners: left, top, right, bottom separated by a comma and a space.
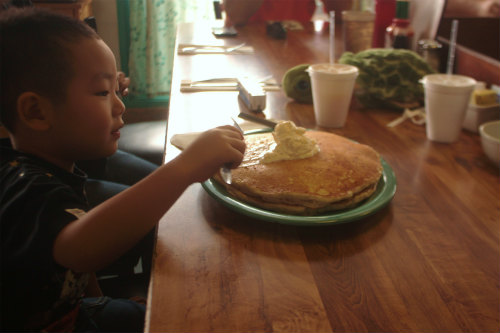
53, 126, 245, 273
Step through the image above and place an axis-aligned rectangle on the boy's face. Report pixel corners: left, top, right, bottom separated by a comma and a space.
49, 38, 125, 162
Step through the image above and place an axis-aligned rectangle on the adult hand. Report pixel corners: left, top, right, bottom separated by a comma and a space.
117, 71, 130, 97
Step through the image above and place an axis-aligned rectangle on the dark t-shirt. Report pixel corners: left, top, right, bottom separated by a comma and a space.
1, 140, 90, 330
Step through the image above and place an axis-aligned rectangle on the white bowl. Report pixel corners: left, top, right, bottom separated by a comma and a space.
479, 120, 500, 166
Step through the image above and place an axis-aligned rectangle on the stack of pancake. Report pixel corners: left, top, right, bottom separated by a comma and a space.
214, 130, 383, 215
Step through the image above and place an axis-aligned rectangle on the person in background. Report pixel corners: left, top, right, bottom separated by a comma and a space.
222, 0, 353, 26
222, 0, 499, 27
0, 7, 245, 332
444, 0, 499, 17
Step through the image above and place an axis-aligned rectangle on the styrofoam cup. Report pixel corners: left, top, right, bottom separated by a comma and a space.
307, 63, 358, 128
422, 74, 476, 143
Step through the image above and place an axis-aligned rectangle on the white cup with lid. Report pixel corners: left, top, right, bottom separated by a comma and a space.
422, 74, 476, 143
307, 63, 358, 128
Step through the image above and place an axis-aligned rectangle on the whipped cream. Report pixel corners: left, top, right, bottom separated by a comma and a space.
262, 121, 319, 163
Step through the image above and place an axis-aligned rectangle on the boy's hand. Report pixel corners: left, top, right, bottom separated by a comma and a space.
179, 125, 246, 183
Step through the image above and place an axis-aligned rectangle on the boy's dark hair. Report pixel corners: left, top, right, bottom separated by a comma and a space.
0, 7, 100, 132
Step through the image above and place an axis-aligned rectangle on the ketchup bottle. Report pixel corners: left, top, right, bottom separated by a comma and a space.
372, 0, 396, 48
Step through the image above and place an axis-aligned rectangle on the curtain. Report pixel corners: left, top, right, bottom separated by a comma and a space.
127, 0, 213, 98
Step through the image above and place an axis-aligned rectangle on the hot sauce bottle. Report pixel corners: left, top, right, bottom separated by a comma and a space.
385, 0, 414, 49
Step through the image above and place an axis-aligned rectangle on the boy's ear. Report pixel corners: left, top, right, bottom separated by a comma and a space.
16, 92, 53, 131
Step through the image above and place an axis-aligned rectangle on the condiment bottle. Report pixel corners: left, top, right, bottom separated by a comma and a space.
372, 0, 396, 48
417, 39, 442, 72
385, 0, 414, 49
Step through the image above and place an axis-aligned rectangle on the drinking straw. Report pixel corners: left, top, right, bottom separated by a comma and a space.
329, 11, 335, 64
446, 19, 459, 75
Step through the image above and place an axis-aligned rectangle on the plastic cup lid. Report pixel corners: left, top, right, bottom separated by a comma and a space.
422, 74, 476, 88
422, 74, 476, 93
307, 63, 358, 76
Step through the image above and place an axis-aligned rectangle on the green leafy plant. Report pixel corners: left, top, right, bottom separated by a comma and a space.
339, 48, 436, 110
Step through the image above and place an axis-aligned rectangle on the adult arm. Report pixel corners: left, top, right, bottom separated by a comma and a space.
222, 0, 263, 26
444, 0, 499, 17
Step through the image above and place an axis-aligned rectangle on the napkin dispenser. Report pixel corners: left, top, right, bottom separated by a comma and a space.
238, 78, 266, 111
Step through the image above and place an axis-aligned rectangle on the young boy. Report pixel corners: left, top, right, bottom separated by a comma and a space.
0, 7, 246, 332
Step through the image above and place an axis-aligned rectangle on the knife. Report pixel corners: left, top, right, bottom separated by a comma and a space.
231, 117, 244, 134
238, 112, 278, 129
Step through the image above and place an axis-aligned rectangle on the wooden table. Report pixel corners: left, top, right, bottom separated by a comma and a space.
145, 22, 500, 332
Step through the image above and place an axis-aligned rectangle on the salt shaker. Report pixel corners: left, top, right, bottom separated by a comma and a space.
418, 39, 442, 72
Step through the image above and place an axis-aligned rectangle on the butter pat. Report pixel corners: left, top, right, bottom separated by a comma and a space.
471, 89, 498, 106
262, 121, 319, 163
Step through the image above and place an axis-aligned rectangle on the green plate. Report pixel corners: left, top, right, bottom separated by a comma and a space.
202, 139, 397, 226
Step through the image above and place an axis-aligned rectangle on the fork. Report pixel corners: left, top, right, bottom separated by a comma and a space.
225, 43, 246, 53
181, 43, 245, 53
220, 118, 245, 184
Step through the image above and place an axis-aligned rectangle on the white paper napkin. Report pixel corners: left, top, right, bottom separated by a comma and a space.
170, 131, 203, 150
387, 108, 426, 127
